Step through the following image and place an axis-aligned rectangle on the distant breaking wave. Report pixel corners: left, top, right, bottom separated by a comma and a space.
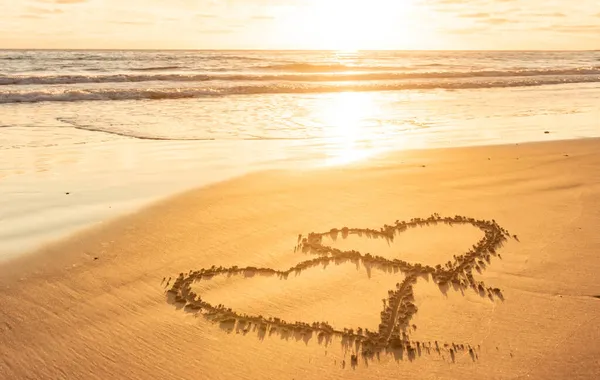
256, 63, 407, 72
258, 62, 600, 74
2, 67, 600, 86
1, 75, 599, 104
0, 73, 209, 85
0, 54, 268, 62
130, 66, 184, 71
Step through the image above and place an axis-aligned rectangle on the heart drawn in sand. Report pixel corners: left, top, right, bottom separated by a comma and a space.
165, 214, 513, 361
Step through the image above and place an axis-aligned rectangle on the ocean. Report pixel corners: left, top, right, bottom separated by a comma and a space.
2, 50, 600, 101
1, 50, 599, 257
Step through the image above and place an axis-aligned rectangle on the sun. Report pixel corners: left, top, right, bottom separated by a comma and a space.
276, 0, 419, 50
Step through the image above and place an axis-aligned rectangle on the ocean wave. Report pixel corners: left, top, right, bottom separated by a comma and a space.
2, 67, 600, 86
257, 63, 406, 72
258, 62, 600, 75
0, 56, 28, 61
0, 74, 210, 85
55, 117, 323, 141
56, 118, 217, 141
1, 76, 599, 104
0, 53, 268, 62
130, 66, 185, 71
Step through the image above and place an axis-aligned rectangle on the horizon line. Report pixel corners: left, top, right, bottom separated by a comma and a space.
1, 48, 599, 52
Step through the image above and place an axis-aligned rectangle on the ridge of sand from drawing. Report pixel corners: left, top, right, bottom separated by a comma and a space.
166, 214, 509, 362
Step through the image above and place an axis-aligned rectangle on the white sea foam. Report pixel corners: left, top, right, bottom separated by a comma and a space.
1, 67, 600, 86
1, 75, 599, 104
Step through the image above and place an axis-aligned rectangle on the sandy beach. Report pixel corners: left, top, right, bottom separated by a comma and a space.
1, 138, 599, 379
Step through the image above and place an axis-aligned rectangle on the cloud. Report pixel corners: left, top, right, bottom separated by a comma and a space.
484, 18, 515, 25
110, 20, 153, 25
26, 6, 64, 14
434, 0, 471, 4
446, 26, 488, 34
20, 14, 44, 19
526, 12, 566, 18
543, 24, 600, 34
429, 0, 514, 14
250, 15, 275, 20
460, 12, 490, 18
199, 29, 236, 34
195, 13, 217, 19
430, 0, 518, 12
42, 0, 87, 3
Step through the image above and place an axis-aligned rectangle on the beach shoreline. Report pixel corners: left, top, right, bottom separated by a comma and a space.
1, 136, 593, 265
3, 77, 600, 260
2, 136, 598, 270
1, 130, 596, 262
1, 137, 599, 379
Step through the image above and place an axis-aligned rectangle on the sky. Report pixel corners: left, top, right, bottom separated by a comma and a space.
1, 0, 599, 50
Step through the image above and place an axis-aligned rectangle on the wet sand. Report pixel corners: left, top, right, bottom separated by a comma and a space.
1, 138, 600, 379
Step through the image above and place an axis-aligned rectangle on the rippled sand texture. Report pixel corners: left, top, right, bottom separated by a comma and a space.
1, 139, 600, 379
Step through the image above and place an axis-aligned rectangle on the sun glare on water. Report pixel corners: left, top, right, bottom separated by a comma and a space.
316, 92, 402, 165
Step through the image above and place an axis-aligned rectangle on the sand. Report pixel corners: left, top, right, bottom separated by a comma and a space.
1, 138, 600, 379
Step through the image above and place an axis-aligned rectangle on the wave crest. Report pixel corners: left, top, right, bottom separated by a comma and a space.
1, 76, 598, 104
257, 63, 403, 72
2, 67, 600, 86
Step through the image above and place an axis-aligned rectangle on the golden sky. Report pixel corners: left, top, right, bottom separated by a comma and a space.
2, 0, 600, 49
